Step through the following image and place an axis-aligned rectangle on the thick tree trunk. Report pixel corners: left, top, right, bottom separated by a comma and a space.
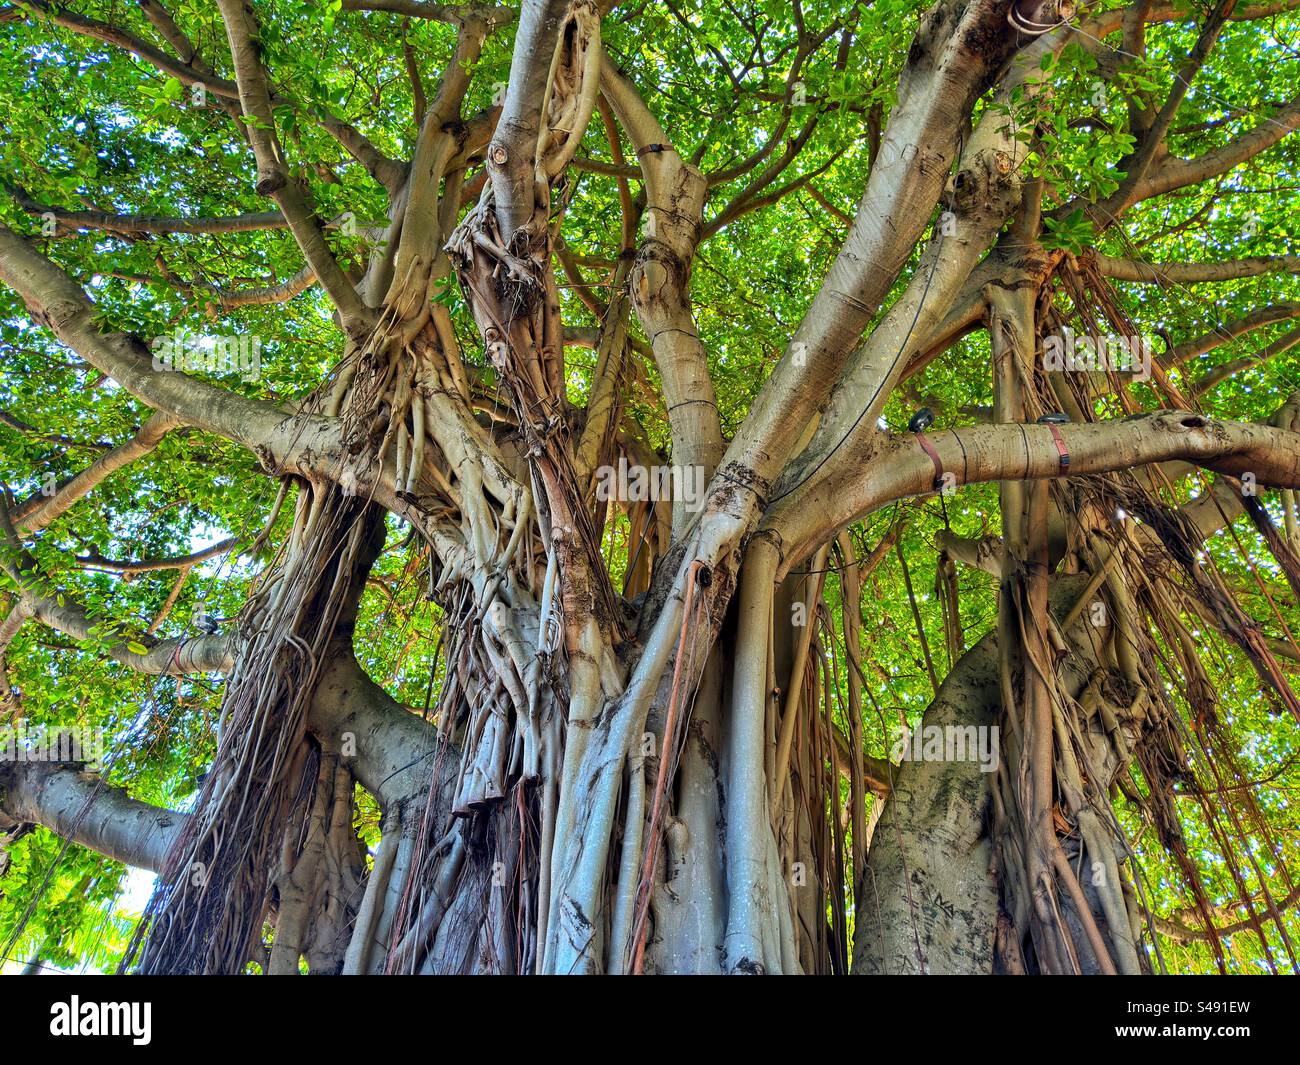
853, 634, 1001, 975
4, 0, 1300, 978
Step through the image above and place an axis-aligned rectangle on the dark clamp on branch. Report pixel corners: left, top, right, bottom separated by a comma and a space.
909, 408, 946, 492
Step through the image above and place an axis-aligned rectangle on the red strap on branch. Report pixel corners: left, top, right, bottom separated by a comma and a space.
915, 433, 946, 492
1047, 424, 1070, 473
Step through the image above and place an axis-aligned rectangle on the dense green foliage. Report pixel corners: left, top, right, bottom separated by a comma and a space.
1, 0, 1298, 973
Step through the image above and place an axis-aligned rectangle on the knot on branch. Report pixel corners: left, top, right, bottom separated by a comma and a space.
1151, 411, 1222, 441
631, 242, 690, 308
947, 148, 1022, 227
33, 297, 82, 333
255, 169, 288, 197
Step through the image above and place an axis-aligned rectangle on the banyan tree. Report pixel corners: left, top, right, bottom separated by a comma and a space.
1, 0, 1300, 975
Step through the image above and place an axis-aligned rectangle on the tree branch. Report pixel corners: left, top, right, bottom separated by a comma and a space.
0, 761, 185, 872
10, 412, 180, 533
484, 0, 573, 242
0, 224, 288, 453
600, 61, 725, 487
1166, 301, 1300, 365
12, 192, 288, 237
1097, 0, 1240, 217
1192, 324, 1300, 395
19, 0, 242, 98
214, 0, 371, 336
341, 0, 516, 25
20, 0, 406, 197
20, 588, 234, 674
769, 412, 1300, 574
75, 537, 240, 575
1093, 251, 1300, 284
1137, 94, 1300, 202
714, 0, 1034, 499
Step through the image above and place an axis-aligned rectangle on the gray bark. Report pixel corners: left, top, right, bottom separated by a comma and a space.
852, 634, 1001, 975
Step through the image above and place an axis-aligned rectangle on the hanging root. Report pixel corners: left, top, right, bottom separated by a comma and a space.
126, 487, 385, 974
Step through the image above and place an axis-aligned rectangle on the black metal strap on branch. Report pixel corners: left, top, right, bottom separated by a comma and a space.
636, 143, 676, 157
667, 397, 718, 413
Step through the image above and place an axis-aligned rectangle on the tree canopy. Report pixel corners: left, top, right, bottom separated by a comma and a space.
1, 0, 1299, 975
